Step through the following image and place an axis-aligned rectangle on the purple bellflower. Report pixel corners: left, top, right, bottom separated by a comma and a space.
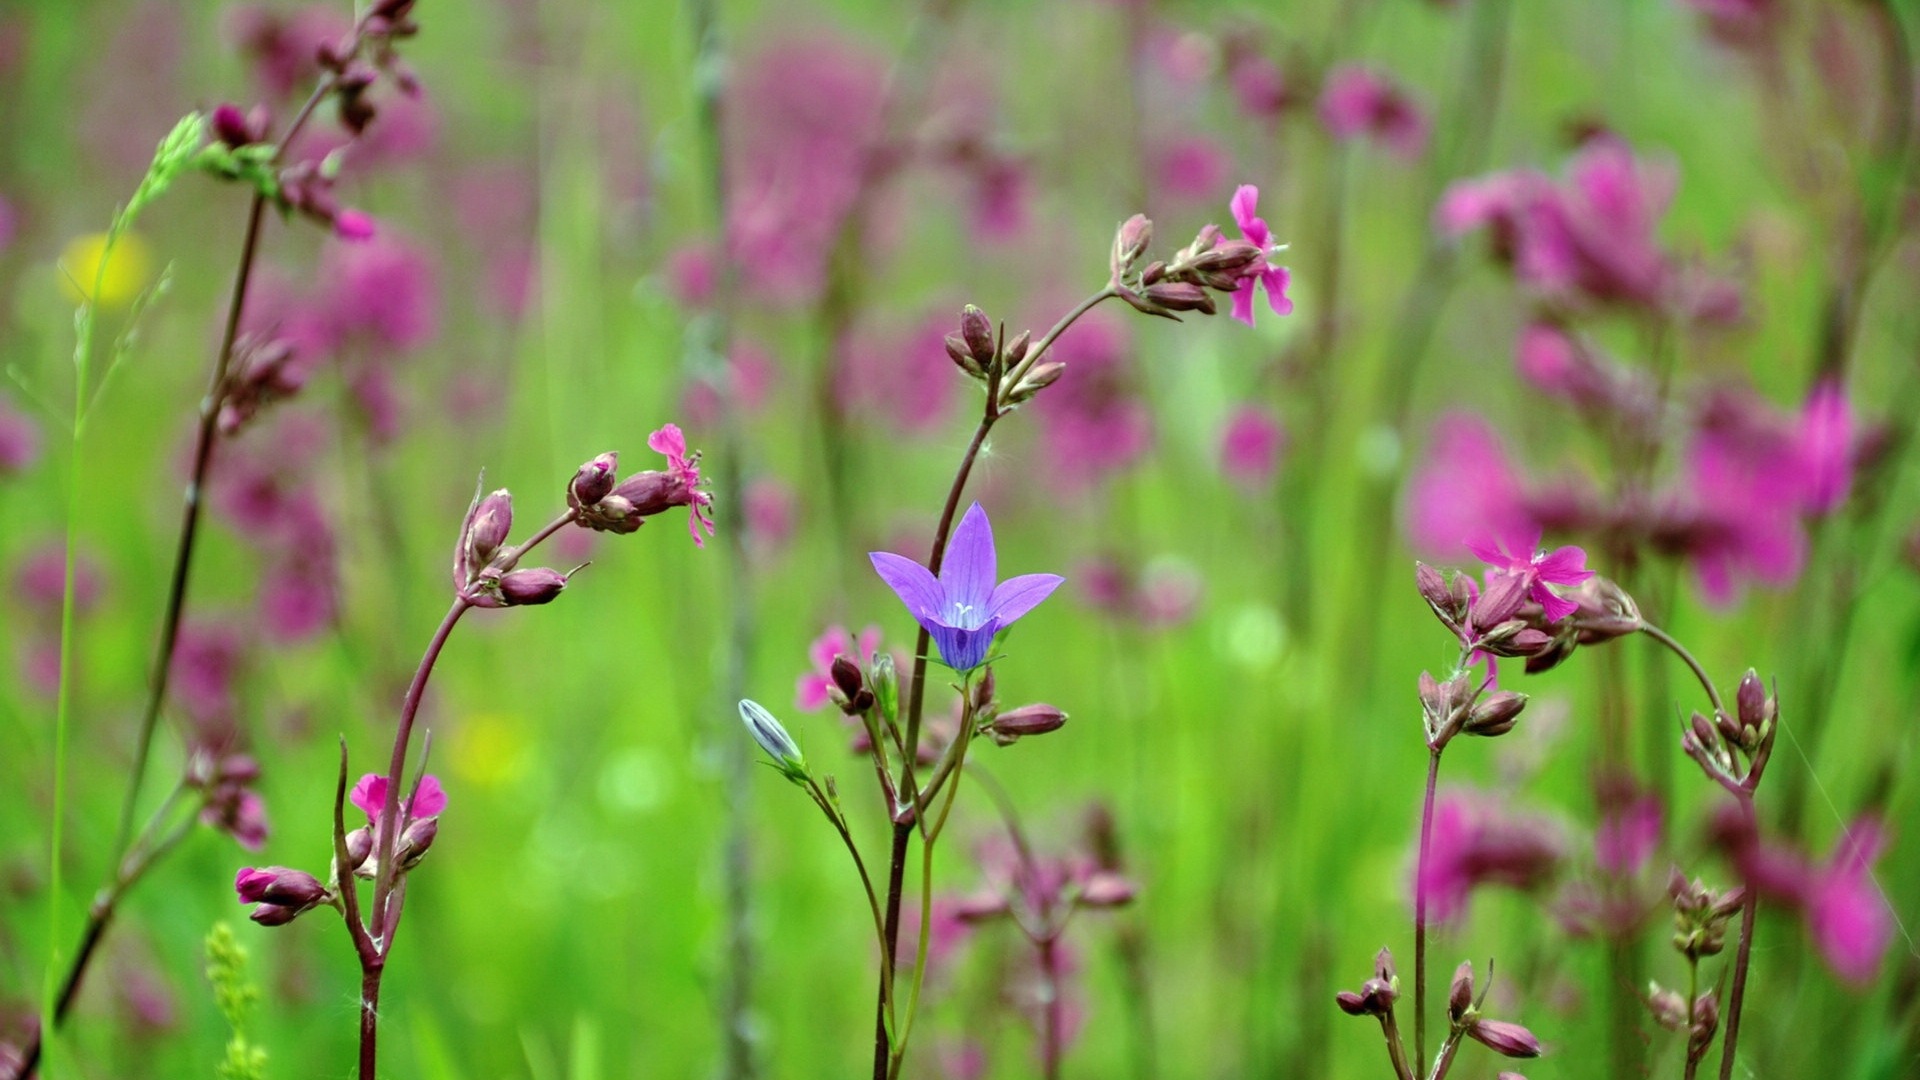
870, 503, 1064, 672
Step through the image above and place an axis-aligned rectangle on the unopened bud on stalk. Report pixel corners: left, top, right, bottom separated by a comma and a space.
986, 703, 1067, 743
739, 699, 808, 783
570, 452, 619, 508
1470, 573, 1530, 630
1448, 961, 1475, 1022
249, 902, 306, 926
1468, 1018, 1542, 1058
945, 334, 986, 379
499, 566, 572, 606
211, 102, 271, 148
960, 305, 996, 367
1004, 361, 1066, 404
395, 816, 439, 870
870, 653, 899, 723
343, 827, 373, 872
1004, 330, 1031, 368
1416, 563, 1462, 628
1647, 983, 1687, 1031
1077, 870, 1137, 907
1373, 947, 1397, 987
1111, 214, 1153, 279
234, 866, 328, 908
1735, 669, 1773, 732
830, 655, 867, 706
1465, 691, 1527, 737
1143, 282, 1216, 314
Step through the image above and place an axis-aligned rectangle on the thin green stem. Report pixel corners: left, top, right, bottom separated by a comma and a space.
1413, 748, 1442, 1070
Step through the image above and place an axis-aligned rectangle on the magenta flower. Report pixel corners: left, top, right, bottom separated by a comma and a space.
1416, 788, 1566, 923
1219, 405, 1287, 489
1404, 413, 1535, 560
1805, 820, 1894, 986
1467, 524, 1593, 623
648, 423, 716, 546
1154, 136, 1231, 201
350, 773, 448, 821
796, 625, 882, 711
0, 394, 40, 475
1794, 379, 1854, 514
1593, 776, 1662, 878
1227, 185, 1294, 326
1317, 64, 1430, 159
869, 503, 1063, 672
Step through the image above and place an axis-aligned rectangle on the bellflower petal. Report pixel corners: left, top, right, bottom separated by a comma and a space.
988, 573, 1066, 622
940, 503, 998, 614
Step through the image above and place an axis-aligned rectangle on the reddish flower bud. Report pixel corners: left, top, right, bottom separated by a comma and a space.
1736, 669, 1771, 730
395, 815, 439, 870
1416, 562, 1462, 628
1335, 990, 1374, 1016
1471, 572, 1530, 630
945, 333, 986, 379
570, 452, 619, 509
1077, 870, 1136, 907
234, 866, 327, 917
1005, 361, 1066, 404
461, 488, 513, 580
343, 826, 374, 872
960, 305, 996, 365
1465, 691, 1527, 737
498, 566, 570, 607
987, 703, 1067, 741
1112, 213, 1154, 277
1448, 961, 1475, 1022
1373, 947, 1397, 985
211, 102, 270, 148
1468, 1018, 1542, 1058
249, 902, 305, 926
1144, 281, 1216, 314
1647, 984, 1687, 1031
1004, 330, 1031, 367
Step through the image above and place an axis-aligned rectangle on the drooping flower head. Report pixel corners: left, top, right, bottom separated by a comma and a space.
1467, 523, 1593, 623
869, 503, 1064, 672
648, 423, 716, 546
1227, 185, 1294, 327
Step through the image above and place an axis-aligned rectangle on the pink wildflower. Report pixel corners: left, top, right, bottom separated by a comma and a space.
1794, 379, 1854, 514
1219, 405, 1287, 488
1416, 788, 1566, 923
1805, 820, 1894, 986
350, 773, 448, 821
796, 625, 882, 711
320, 232, 440, 353
1227, 185, 1294, 326
648, 423, 716, 546
1154, 136, 1231, 202
1466, 523, 1594, 623
1317, 65, 1430, 158
1593, 775, 1662, 878
1404, 413, 1535, 560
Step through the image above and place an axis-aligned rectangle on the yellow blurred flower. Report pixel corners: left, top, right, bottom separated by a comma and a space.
58, 231, 153, 309
451, 713, 529, 789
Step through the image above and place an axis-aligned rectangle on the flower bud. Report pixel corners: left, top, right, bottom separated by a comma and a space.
570, 452, 619, 508
1470, 572, 1530, 630
248, 902, 306, 927
739, 699, 807, 782
945, 333, 986, 379
211, 102, 270, 148
463, 489, 513, 577
1448, 961, 1475, 1022
1004, 361, 1066, 404
499, 566, 570, 606
960, 305, 995, 366
234, 866, 328, 908
394, 815, 439, 870
1647, 983, 1687, 1030
830, 655, 866, 705
1373, 947, 1397, 986
1111, 213, 1153, 277
1416, 562, 1464, 629
1468, 1018, 1542, 1058
1004, 330, 1031, 367
343, 826, 373, 872
1143, 281, 1216, 314
1187, 239, 1263, 277
1334, 990, 1373, 1017
1077, 870, 1136, 907
870, 653, 899, 722
1735, 669, 1771, 731
1465, 691, 1527, 737
986, 703, 1067, 742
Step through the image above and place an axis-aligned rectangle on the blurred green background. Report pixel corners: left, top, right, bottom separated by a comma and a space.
1, 0, 1917, 1077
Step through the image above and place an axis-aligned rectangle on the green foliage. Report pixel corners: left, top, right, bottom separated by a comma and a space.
203, 924, 268, 1080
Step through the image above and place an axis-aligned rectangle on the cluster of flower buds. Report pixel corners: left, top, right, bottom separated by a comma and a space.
568, 426, 715, 545
318, 0, 421, 118
452, 486, 578, 608
941, 304, 1063, 408
1668, 872, 1746, 961
1446, 961, 1543, 1059
189, 750, 269, 850
1110, 214, 1266, 321
1334, 947, 1402, 1018
1416, 563, 1641, 676
210, 102, 272, 149
1680, 669, 1777, 795
1420, 670, 1528, 748
217, 334, 308, 435
234, 865, 331, 926
1646, 980, 1719, 1064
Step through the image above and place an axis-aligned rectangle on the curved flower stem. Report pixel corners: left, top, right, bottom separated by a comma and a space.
1639, 622, 1726, 718
1717, 795, 1760, 1080
997, 288, 1118, 406
1413, 747, 1442, 1070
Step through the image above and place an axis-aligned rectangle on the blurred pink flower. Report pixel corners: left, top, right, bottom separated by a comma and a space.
258, 556, 336, 643
1405, 413, 1535, 560
1224, 49, 1289, 118
320, 232, 440, 353
1805, 820, 1894, 986
1416, 788, 1565, 923
665, 243, 718, 308
682, 342, 778, 428
14, 543, 104, 614
744, 478, 796, 556
1318, 65, 1429, 158
226, 4, 351, 100
1033, 310, 1151, 492
796, 625, 881, 711
171, 621, 247, 739
1227, 185, 1294, 326
0, 396, 37, 475
839, 313, 960, 435
1593, 776, 1661, 878
1794, 379, 1854, 514
1467, 523, 1593, 623
725, 34, 887, 305
1155, 136, 1231, 202
967, 156, 1030, 241
1219, 405, 1286, 488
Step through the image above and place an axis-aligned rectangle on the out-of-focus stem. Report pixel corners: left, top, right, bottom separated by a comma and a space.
1639, 623, 1725, 718
1413, 748, 1442, 1069
1717, 797, 1760, 1080
1683, 954, 1701, 1080
1039, 934, 1065, 1080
